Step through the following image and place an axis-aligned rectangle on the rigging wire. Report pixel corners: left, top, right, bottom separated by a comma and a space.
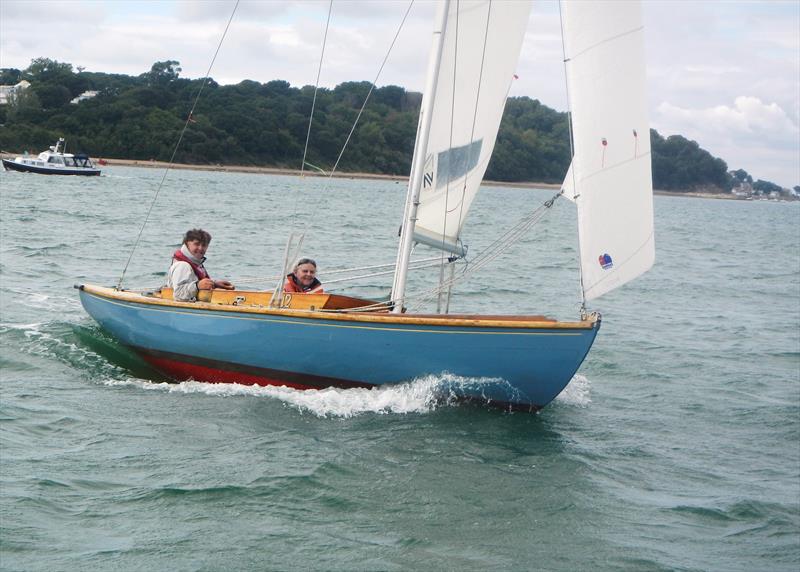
434, 0, 494, 312
436, 0, 460, 312
408, 192, 561, 311
304, 0, 415, 224
116, 0, 241, 290
273, 1, 333, 299
276, 0, 414, 296
325, 1, 415, 181
300, 0, 333, 180
216, 256, 444, 286
290, 0, 333, 246
453, 0, 493, 236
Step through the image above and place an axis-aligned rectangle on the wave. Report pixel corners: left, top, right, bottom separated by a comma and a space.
669, 499, 797, 526
100, 375, 461, 417
99, 372, 592, 418
7, 243, 71, 257
0, 320, 160, 382
554, 374, 592, 407
3, 289, 84, 313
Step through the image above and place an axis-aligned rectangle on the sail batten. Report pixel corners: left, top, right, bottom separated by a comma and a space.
561, 0, 655, 301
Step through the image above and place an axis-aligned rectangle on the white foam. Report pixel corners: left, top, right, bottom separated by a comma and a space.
554, 374, 592, 407
101, 373, 592, 416
0, 321, 45, 332
100, 373, 519, 418
5, 289, 83, 313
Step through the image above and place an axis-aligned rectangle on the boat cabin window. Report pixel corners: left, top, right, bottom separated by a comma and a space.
74, 154, 92, 167
48, 156, 64, 165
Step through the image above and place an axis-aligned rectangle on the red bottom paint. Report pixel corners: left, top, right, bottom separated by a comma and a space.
142, 354, 315, 391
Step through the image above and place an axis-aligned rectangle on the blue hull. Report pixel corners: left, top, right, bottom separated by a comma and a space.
78, 286, 599, 410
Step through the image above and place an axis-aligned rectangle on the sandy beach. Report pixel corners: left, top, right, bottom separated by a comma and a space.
97, 157, 568, 189
2, 152, 744, 199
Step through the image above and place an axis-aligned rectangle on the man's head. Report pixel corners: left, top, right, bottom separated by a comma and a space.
183, 228, 211, 259
183, 228, 211, 246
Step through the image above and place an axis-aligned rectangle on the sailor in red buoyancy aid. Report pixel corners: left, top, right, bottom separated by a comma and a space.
167, 228, 234, 301
284, 257, 324, 294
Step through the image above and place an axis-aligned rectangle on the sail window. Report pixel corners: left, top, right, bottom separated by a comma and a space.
435, 139, 482, 189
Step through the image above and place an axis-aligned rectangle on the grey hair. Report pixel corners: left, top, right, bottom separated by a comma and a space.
294, 257, 317, 271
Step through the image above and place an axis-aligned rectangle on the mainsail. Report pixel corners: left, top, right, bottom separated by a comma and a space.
412, 0, 532, 255
560, 0, 655, 301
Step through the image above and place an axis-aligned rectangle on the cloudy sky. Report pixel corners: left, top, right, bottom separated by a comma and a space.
2, 0, 798, 187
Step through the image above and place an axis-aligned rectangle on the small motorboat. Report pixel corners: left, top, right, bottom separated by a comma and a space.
2, 138, 101, 176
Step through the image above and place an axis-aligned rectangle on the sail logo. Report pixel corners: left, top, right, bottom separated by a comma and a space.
598, 253, 613, 270
424, 154, 435, 188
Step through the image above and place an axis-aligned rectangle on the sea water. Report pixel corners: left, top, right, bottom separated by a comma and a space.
1, 166, 798, 571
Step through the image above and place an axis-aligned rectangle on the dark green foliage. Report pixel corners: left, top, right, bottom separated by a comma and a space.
4, 88, 42, 124
752, 179, 783, 194
486, 97, 572, 183
141, 60, 182, 86
23, 58, 88, 108
730, 169, 753, 185
1, 57, 777, 192
650, 130, 733, 191
0, 68, 22, 85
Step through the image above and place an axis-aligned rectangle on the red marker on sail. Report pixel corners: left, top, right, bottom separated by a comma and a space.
601, 137, 607, 167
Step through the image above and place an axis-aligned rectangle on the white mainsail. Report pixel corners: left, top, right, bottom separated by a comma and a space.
561, 0, 655, 301
412, 0, 532, 255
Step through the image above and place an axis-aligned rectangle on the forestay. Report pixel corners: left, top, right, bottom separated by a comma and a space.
412, 0, 532, 255
560, 0, 655, 301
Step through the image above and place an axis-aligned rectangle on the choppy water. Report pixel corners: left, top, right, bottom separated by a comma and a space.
1, 166, 798, 571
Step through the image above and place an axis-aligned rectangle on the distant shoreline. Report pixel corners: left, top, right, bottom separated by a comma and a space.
96, 158, 745, 199
1, 153, 748, 199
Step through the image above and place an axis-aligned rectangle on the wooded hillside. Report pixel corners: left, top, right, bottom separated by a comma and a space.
0, 58, 757, 192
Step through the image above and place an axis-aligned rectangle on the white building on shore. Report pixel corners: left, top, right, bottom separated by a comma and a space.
0, 80, 31, 105
70, 90, 98, 104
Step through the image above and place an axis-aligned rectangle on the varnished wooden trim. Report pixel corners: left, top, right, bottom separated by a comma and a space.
79, 284, 598, 330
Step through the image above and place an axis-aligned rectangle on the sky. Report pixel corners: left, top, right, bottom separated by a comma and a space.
1, 0, 798, 188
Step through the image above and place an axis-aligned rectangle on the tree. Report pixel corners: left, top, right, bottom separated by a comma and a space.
730, 169, 753, 185
24, 57, 74, 81
32, 84, 73, 109
752, 179, 783, 194
0, 68, 22, 85
5, 87, 42, 122
650, 130, 732, 191
142, 60, 182, 86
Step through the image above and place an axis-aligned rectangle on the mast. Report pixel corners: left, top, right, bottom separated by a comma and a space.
390, 0, 450, 313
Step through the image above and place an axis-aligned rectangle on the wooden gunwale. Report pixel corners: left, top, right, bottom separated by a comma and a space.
78, 284, 597, 330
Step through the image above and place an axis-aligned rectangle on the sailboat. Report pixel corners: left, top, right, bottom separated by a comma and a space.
77, 0, 654, 411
